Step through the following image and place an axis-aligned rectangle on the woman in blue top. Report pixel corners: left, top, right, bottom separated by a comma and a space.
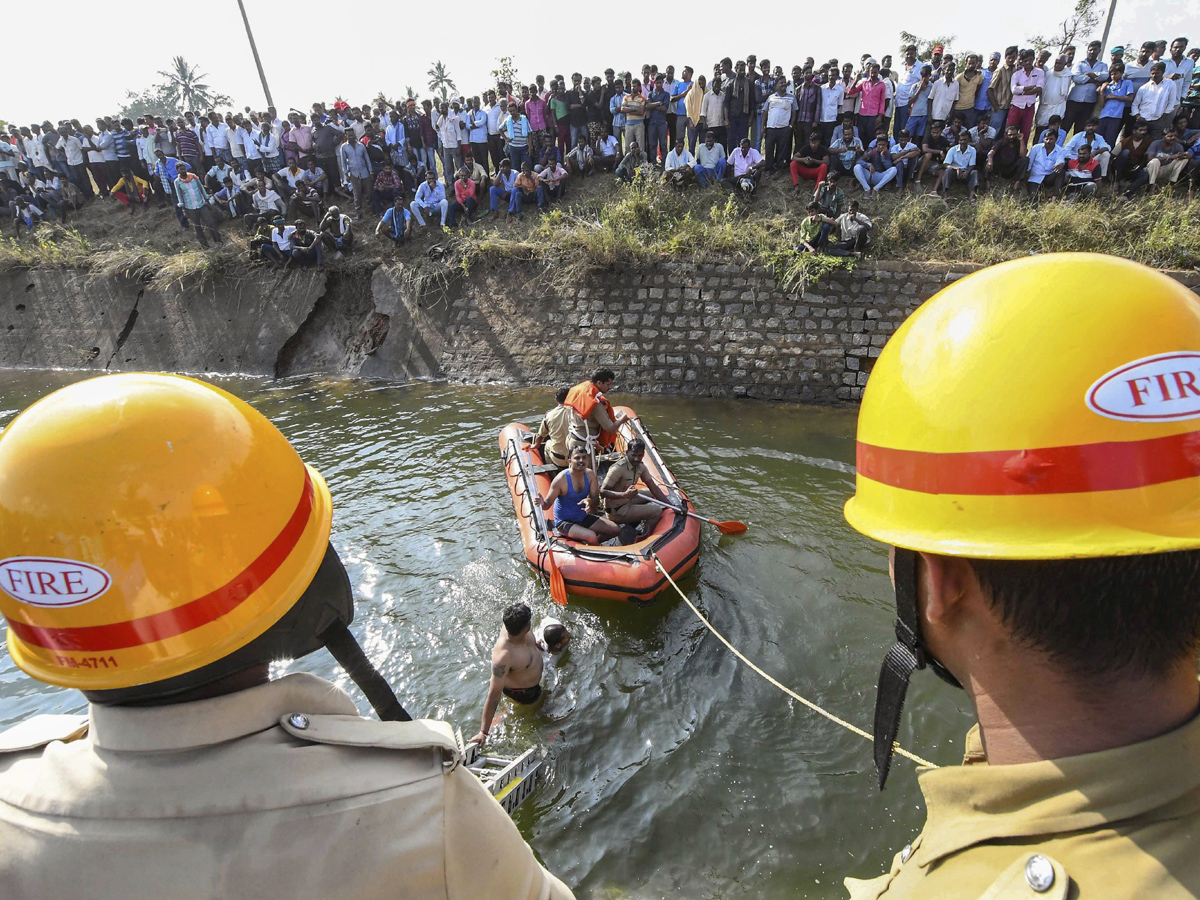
538, 445, 621, 544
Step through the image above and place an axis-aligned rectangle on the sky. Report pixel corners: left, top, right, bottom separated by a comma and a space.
4, 0, 1197, 125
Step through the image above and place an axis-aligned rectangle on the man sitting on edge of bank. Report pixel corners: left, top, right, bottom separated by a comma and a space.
565, 368, 629, 461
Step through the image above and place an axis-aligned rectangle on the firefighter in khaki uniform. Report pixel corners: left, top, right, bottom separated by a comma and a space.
0, 373, 574, 900
842, 253, 1200, 898
600, 437, 669, 531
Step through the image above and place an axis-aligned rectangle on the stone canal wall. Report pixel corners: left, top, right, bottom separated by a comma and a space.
4, 260, 1198, 403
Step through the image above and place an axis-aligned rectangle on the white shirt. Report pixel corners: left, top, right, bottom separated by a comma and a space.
55, 135, 85, 166
819, 83, 845, 123
1165, 57, 1196, 105
1133, 79, 1174, 121
486, 104, 506, 135
1038, 67, 1073, 123
596, 134, 618, 157
894, 60, 924, 105
700, 91, 727, 127
763, 92, 797, 128
239, 127, 260, 159
270, 226, 296, 253
206, 122, 230, 149
930, 79, 959, 122
436, 112, 463, 148
251, 189, 283, 214
254, 131, 280, 158
664, 148, 696, 171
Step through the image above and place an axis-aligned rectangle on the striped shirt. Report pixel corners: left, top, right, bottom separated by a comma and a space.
175, 128, 201, 157
111, 129, 135, 159
173, 174, 209, 210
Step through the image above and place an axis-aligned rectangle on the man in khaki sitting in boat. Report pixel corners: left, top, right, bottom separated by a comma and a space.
601, 437, 670, 537
533, 385, 572, 470
471, 602, 546, 747
537, 444, 622, 545
565, 368, 629, 460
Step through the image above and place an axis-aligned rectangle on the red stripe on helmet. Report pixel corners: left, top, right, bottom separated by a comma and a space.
857, 430, 1200, 496
8, 471, 316, 653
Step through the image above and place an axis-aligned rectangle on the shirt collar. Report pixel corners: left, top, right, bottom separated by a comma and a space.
915, 711, 1200, 868
88, 673, 358, 752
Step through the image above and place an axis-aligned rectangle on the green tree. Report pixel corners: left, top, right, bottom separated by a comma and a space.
1028, 0, 1103, 55
404, 86, 419, 103
490, 56, 520, 91
374, 91, 394, 110
118, 86, 183, 122
156, 56, 232, 112
427, 60, 457, 102
899, 31, 956, 62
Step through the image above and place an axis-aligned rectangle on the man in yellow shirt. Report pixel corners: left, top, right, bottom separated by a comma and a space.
843, 254, 1200, 899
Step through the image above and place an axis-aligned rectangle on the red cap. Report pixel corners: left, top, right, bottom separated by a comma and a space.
932, 44, 944, 53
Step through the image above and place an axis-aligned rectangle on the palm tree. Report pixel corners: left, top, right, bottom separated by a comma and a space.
427, 61, 457, 102
404, 85, 419, 102
156, 56, 231, 112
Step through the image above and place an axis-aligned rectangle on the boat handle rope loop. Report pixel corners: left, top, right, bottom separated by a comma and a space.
651, 553, 938, 770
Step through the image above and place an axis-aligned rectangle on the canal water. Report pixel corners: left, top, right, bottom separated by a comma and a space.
0, 372, 973, 899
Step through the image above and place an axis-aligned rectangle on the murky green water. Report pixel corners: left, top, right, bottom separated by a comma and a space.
0, 372, 974, 899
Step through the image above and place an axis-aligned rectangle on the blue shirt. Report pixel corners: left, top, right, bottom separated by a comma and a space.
609, 92, 626, 128
1100, 78, 1136, 118
492, 170, 517, 192
672, 80, 693, 116
381, 206, 411, 238
944, 144, 977, 169
1064, 131, 1111, 159
340, 140, 371, 178
154, 157, 181, 191
466, 109, 488, 143
111, 129, 135, 159
1027, 143, 1065, 182
415, 181, 446, 206
974, 69, 994, 110
1069, 60, 1108, 103
647, 89, 671, 125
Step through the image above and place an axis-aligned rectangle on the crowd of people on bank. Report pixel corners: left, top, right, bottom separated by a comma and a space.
3, 35, 1199, 260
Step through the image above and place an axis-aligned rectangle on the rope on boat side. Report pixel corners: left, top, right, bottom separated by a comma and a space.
651, 553, 938, 770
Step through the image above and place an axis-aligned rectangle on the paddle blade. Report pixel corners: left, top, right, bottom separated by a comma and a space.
547, 552, 568, 606
713, 519, 748, 535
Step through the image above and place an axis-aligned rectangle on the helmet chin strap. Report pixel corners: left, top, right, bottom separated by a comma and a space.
321, 622, 412, 722
872, 547, 962, 789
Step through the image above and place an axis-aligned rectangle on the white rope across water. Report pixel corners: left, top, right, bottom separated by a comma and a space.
651, 554, 938, 769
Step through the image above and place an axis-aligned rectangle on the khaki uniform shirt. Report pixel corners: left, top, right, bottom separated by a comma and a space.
536, 405, 573, 466
845, 715, 1200, 899
0, 673, 574, 900
601, 457, 648, 513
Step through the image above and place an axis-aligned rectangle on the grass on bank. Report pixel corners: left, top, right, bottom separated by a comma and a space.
2, 170, 1198, 289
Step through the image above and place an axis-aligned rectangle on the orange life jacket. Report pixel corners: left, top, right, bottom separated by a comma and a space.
565, 380, 617, 449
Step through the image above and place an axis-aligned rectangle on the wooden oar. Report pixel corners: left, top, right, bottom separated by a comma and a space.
639, 494, 748, 535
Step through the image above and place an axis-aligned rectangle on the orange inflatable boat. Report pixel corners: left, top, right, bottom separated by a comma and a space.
498, 408, 701, 604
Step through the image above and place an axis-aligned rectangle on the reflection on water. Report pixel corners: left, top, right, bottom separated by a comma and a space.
0, 372, 973, 899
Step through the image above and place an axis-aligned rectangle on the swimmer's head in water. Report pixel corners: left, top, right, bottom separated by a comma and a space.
543, 623, 570, 652
503, 602, 532, 636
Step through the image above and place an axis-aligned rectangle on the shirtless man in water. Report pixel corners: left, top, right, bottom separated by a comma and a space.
471, 602, 543, 746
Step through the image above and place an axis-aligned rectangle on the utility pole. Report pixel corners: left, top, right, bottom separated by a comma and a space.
235, 0, 274, 109
1099, 0, 1118, 57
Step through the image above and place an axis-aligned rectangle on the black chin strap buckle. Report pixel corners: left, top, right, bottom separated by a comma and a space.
873, 548, 925, 790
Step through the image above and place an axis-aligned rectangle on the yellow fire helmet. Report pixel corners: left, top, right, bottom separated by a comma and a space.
0, 373, 333, 690
845, 252, 1200, 560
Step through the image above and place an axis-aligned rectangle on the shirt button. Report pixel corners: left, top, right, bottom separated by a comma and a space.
1024, 855, 1055, 892
899, 843, 912, 863
287, 713, 310, 730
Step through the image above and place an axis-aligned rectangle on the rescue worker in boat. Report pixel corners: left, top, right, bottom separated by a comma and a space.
538, 444, 622, 545
565, 368, 630, 458
0, 373, 574, 900
601, 437, 669, 537
533, 384, 573, 471
471, 605, 573, 747
841, 254, 1200, 899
